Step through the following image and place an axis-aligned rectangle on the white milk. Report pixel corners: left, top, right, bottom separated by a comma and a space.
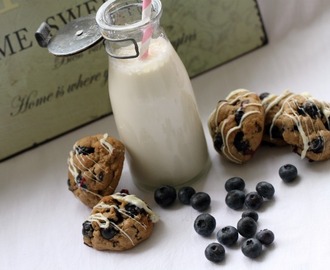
108, 37, 209, 189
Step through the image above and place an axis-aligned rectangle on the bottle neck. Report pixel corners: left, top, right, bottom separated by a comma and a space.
96, 0, 163, 59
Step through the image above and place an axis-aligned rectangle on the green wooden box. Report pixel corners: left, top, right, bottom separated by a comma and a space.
0, 0, 267, 161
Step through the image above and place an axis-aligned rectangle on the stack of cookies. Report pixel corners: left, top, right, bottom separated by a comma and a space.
66, 133, 158, 251
208, 89, 330, 163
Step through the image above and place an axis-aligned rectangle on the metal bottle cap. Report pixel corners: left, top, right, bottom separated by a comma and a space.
35, 15, 102, 56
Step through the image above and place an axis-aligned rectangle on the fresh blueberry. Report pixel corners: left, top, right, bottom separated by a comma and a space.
194, 213, 216, 237
100, 225, 119, 240
190, 192, 211, 212
225, 177, 245, 192
245, 192, 263, 210
237, 217, 257, 238
178, 186, 196, 205
154, 185, 177, 207
256, 181, 275, 199
82, 221, 93, 238
242, 210, 259, 222
279, 164, 298, 183
225, 190, 245, 210
204, 243, 225, 263
241, 238, 262, 258
256, 229, 275, 245
216, 226, 239, 246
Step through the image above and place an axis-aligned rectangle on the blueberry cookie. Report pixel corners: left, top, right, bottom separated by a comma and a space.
260, 91, 294, 146
272, 93, 330, 161
82, 192, 159, 251
208, 89, 265, 164
67, 134, 125, 208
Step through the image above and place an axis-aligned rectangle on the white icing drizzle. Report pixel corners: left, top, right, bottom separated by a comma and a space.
100, 133, 114, 154
262, 90, 293, 114
87, 213, 110, 228
68, 150, 79, 180
111, 193, 159, 223
222, 110, 261, 163
284, 99, 310, 158
226, 88, 250, 100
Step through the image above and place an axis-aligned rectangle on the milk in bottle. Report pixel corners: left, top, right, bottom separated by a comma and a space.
96, 0, 209, 189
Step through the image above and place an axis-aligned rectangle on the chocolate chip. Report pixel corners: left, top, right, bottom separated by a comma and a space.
98, 172, 104, 182
125, 204, 145, 217
303, 101, 319, 119
234, 132, 251, 154
259, 92, 270, 100
235, 109, 244, 125
325, 117, 330, 130
101, 225, 119, 240
213, 133, 223, 152
271, 125, 283, 139
67, 179, 74, 192
82, 221, 94, 238
114, 209, 124, 223
76, 174, 87, 189
309, 136, 324, 153
75, 146, 95, 155
297, 106, 306, 116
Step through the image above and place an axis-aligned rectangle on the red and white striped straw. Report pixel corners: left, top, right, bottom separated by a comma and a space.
142, 0, 152, 19
140, 0, 153, 59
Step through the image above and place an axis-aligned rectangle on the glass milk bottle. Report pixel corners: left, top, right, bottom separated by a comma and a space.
96, 0, 209, 189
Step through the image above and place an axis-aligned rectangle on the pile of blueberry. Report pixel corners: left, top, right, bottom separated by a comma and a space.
153, 163, 298, 263
224, 176, 275, 210
194, 175, 276, 262
154, 185, 211, 211
202, 210, 275, 262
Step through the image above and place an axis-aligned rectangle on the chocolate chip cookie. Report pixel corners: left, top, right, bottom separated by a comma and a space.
208, 89, 265, 164
67, 134, 125, 208
273, 93, 330, 161
82, 192, 159, 251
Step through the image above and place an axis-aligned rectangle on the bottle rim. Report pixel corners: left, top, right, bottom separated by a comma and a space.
96, 0, 162, 34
